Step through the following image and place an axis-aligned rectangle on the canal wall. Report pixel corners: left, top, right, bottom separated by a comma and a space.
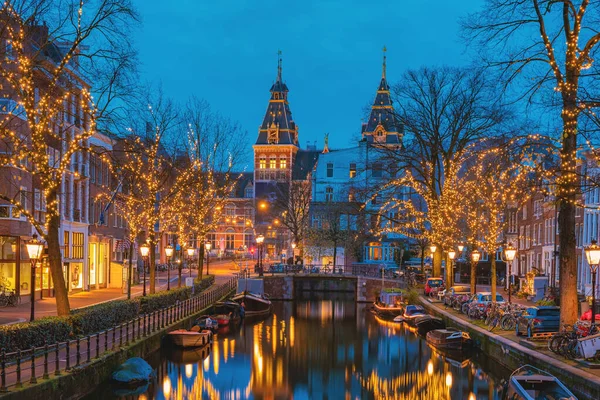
357, 277, 403, 303
419, 297, 600, 400
1, 290, 234, 400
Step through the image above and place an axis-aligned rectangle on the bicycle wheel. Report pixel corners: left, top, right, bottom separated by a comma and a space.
548, 334, 564, 353
462, 303, 470, 314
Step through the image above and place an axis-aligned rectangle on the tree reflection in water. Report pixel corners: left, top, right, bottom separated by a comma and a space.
85, 296, 509, 399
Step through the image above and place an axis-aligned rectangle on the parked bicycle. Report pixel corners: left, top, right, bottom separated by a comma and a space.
0, 289, 19, 307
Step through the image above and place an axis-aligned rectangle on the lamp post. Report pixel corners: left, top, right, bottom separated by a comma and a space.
471, 250, 481, 294
256, 235, 265, 277
504, 243, 517, 304
26, 234, 45, 322
291, 242, 297, 271
140, 243, 149, 296
585, 239, 600, 325
187, 247, 196, 278
205, 241, 212, 276
448, 249, 456, 288
165, 244, 174, 291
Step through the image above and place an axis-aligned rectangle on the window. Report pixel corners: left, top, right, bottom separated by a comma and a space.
325, 187, 333, 202
327, 163, 333, 178
63, 231, 70, 258
72, 233, 84, 259
522, 205, 527, 220
348, 190, 355, 202
372, 163, 383, 178
269, 156, 277, 169
90, 154, 95, 183
225, 230, 235, 250
259, 155, 266, 169
280, 156, 287, 170
225, 204, 236, 216
19, 186, 28, 211
245, 187, 253, 198
349, 163, 356, 178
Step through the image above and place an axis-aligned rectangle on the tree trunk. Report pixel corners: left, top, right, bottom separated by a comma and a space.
46, 213, 70, 316
149, 236, 156, 294
433, 247, 442, 277
178, 263, 182, 288
491, 255, 496, 303
420, 246, 425, 275
558, 108, 579, 327
127, 244, 133, 299
197, 245, 204, 281
333, 242, 337, 272
470, 260, 477, 294
446, 254, 453, 289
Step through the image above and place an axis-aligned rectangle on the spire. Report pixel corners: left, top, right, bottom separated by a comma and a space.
382, 45, 387, 79
277, 49, 282, 82
322, 133, 329, 154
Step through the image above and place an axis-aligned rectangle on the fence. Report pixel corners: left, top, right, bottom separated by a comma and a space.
0, 278, 236, 392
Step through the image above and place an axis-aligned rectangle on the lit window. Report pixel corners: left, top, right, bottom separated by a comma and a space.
259, 155, 266, 169
349, 163, 356, 178
280, 157, 287, 169
270, 156, 276, 169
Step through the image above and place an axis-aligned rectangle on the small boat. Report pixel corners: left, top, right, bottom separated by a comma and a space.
193, 316, 219, 332
415, 315, 445, 336
503, 365, 577, 400
231, 291, 272, 319
393, 315, 405, 323
373, 288, 404, 318
402, 305, 427, 327
426, 328, 472, 350
167, 329, 213, 348
207, 301, 243, 326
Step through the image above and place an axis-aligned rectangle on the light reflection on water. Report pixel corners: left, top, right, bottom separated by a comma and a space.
86, 299, 509, 400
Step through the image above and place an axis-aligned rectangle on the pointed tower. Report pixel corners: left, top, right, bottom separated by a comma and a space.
362, 47, 403, 146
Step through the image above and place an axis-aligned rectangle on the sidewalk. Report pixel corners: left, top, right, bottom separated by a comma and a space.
0, 260, 236, 325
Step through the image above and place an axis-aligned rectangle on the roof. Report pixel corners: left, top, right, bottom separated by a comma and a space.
292, 150, 320, 180
231, 172, 254, 198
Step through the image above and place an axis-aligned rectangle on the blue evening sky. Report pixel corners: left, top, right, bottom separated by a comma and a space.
134, 0, 483, 154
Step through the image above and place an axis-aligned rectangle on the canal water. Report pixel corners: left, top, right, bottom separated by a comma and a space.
85, 295, 510, 399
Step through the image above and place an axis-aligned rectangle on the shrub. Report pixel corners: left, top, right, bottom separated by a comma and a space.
405, 289, 420, 305
536, 299, 556, 307
137, 287, 192, 314
70, 299, 140, 335
0, 317, 72, 353
193, 275, 214, 294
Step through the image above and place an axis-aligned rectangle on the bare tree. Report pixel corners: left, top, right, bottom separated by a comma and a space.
0, 0, 137, 315
463, 0, 600, 325
273, 180, 312, 258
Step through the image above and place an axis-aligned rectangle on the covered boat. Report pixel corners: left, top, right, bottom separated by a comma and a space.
207, 301, 243, 326
231, 291, 272, 319
402, 305, 427, 327
503, 365, 577, 400
193, 315, 219, 332
426, 328, 472, 350
415, 315, 445, 336
167, 329, 213, 348
373, 288, 404, 318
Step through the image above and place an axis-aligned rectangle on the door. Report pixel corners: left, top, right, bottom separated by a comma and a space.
89, 243, 97, 287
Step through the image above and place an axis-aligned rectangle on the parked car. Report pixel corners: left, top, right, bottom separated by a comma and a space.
515, 306, 560, 338
461, 292, 505, 314
424, 277, 444, 295
443, 285, 471, 306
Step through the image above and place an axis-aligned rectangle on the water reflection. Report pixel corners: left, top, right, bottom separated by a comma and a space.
86, 298, 509, 399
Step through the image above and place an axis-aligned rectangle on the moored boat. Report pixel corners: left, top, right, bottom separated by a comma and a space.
373, 288, 404, 318
415, 315, 445, 336
167, 329, 213, 348
402, 305, 427, 327
193, 315, 219, 332
207, 301, 243, 326
426, 328, 472, 350
231, 291, 272, 319
503, 365, 577, 400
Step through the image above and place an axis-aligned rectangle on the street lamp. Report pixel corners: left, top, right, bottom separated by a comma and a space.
165, 244, 174, 291
187, 247, 196, 278
26, 234, 45, 322
585, 239, 600, 325
205, 241, 212, 276
430, 244, 437, 254
504, 243, 517, 304
448, 250, 456, 288
256, 235, 265, 277
140, 243, 150, 296
458, 244, 464, 253
471, 250, 481, 293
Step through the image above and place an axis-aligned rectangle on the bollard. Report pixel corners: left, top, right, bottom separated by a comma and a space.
76, 338, 81, 367
65, 341, 70, 371
96, 333, 100, 359
125, 322, 129, 346
138, 317, 141, 340
0, 349, 7, 392
87, 336, 91, 363
105, 330, 109, 353
43, 342, 49, 379
55, 344, 61, 376
15, 350, 22, 388
30, 346, 37, 384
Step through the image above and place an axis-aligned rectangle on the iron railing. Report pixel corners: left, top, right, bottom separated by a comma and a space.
0, 277, 237, 392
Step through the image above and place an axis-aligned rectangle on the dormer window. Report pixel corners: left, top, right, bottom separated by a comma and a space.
274, 93, 279, 100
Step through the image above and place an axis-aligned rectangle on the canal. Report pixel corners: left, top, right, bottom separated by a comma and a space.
85, 295, 510, 399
